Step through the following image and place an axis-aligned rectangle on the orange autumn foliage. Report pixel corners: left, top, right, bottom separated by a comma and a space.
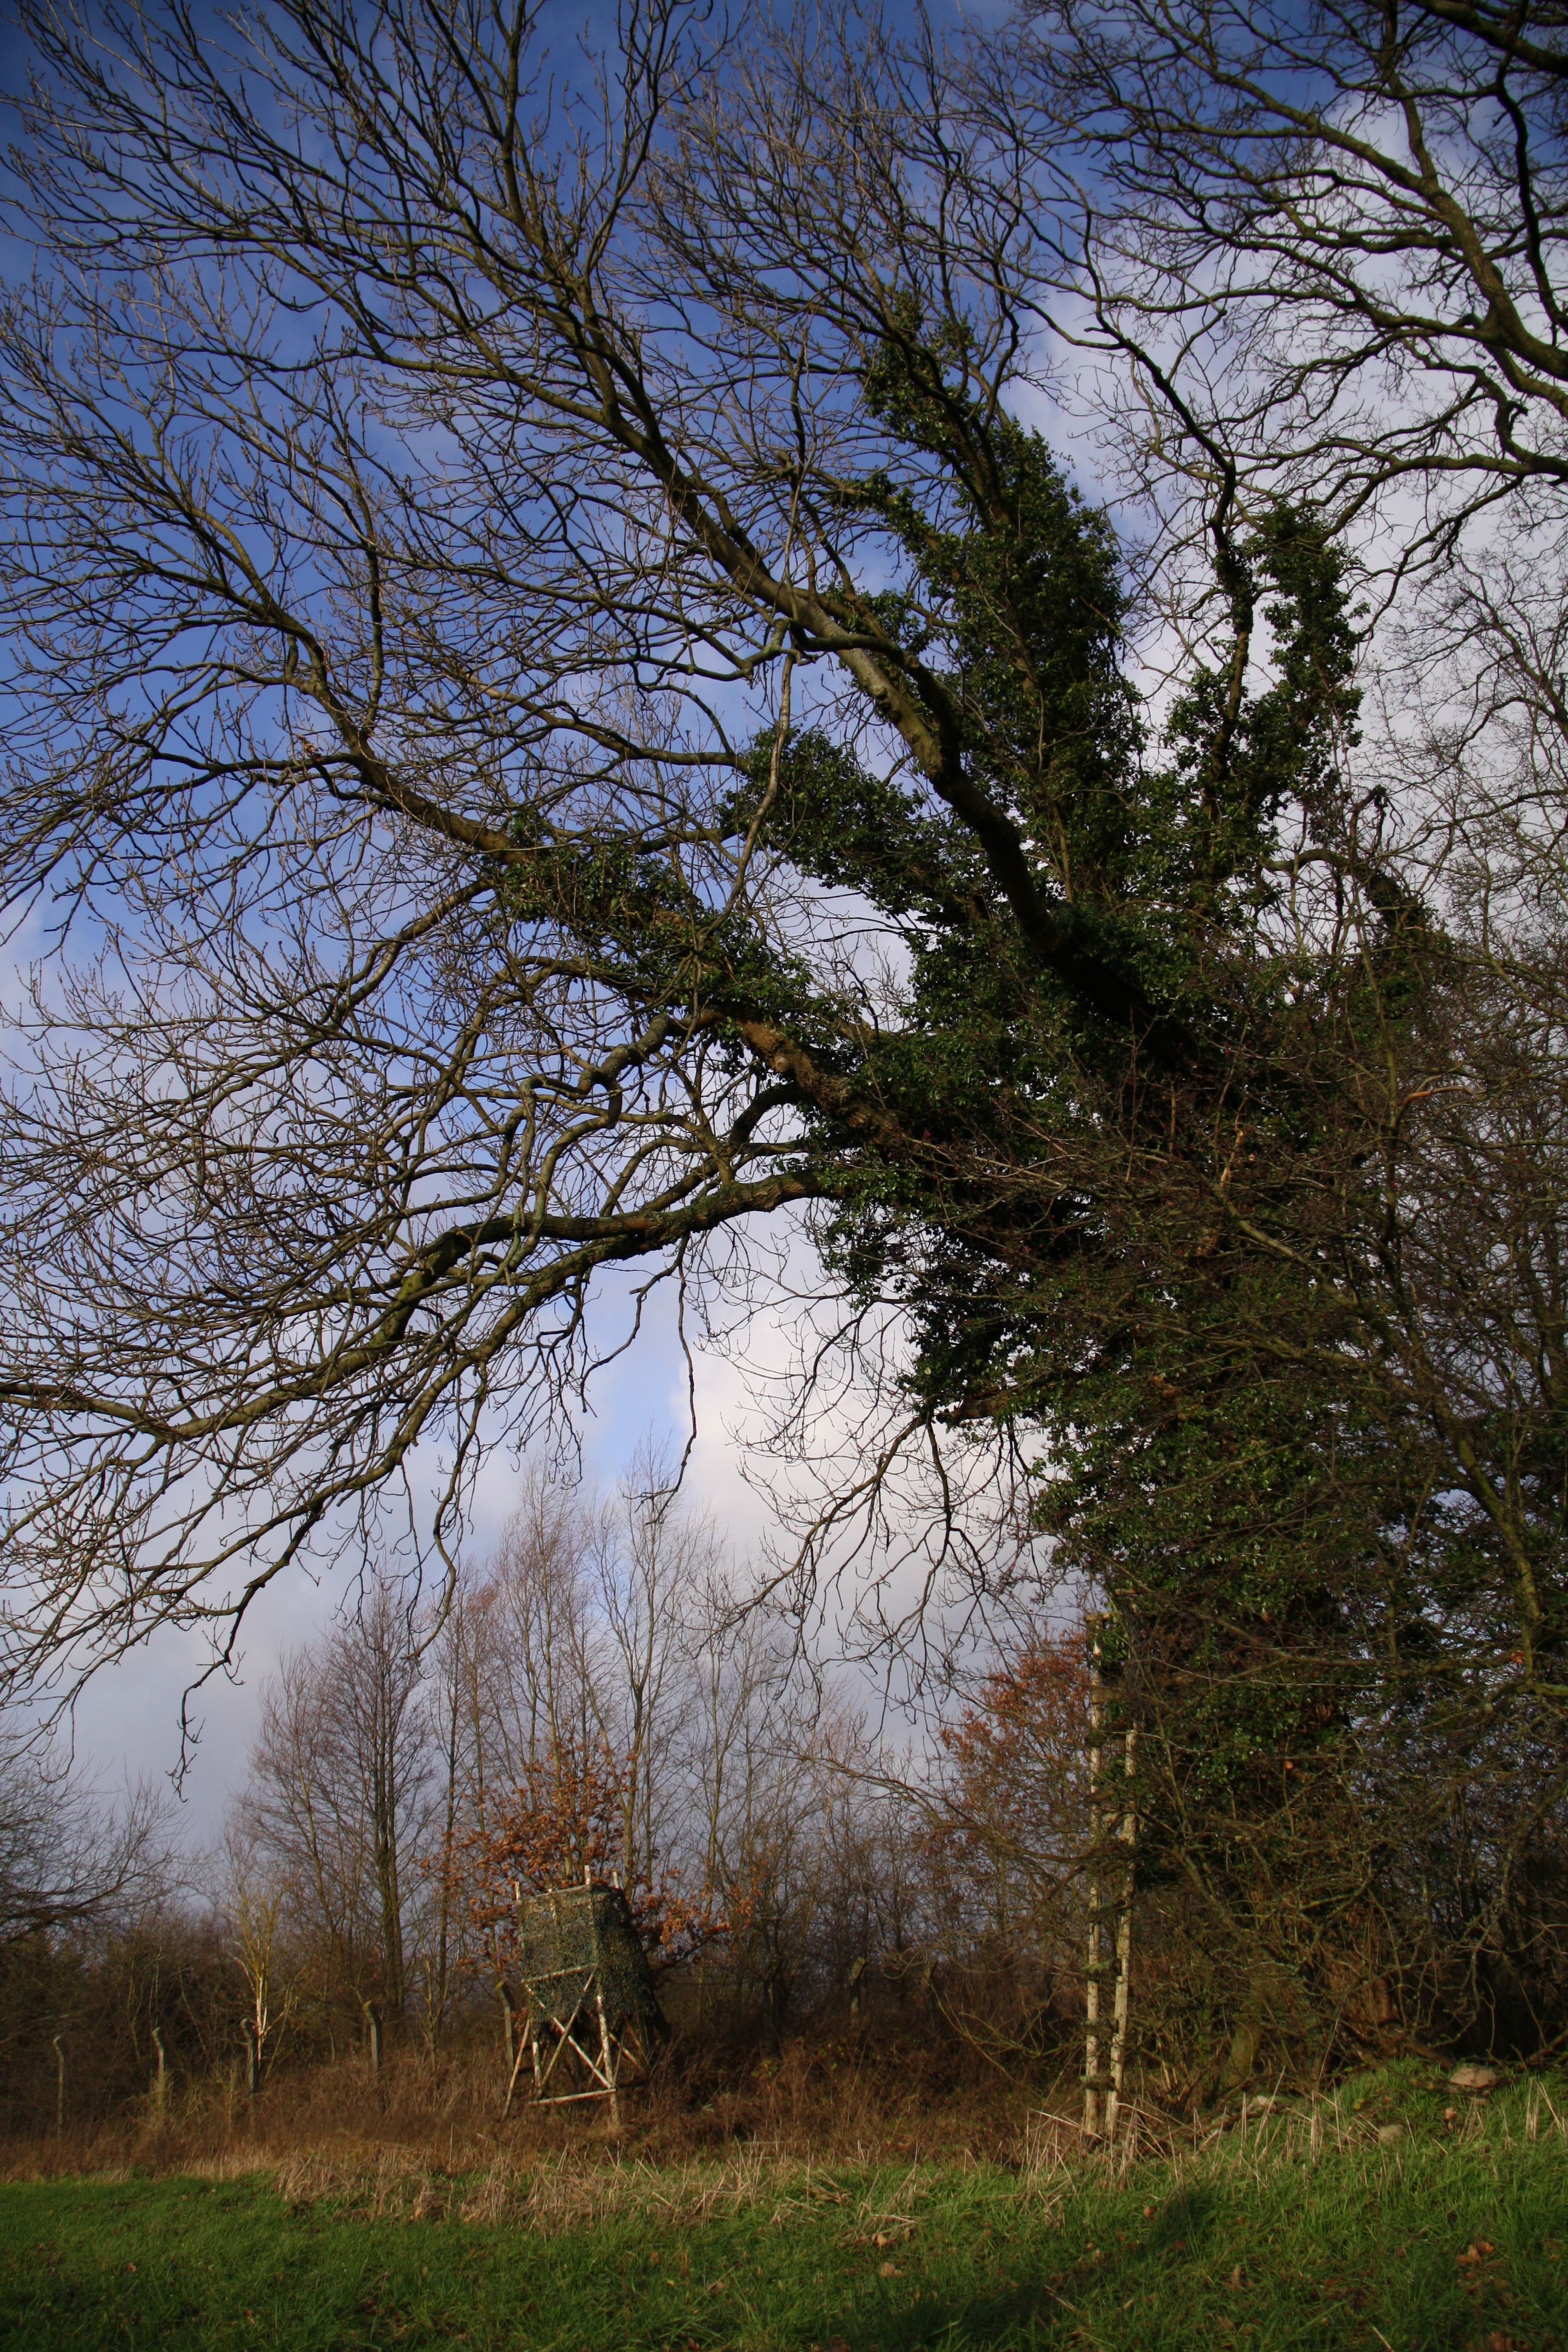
456, 1736, 722, 1981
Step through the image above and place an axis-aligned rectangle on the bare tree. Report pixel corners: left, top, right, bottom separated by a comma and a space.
249, 1650, 376, 2031
673, 1567, 834, 2033
1002, 1, 1568, 528
407, 1594, 477, 2065
218, 1823, 295, 2090
244, 1570, 428, 2031
1, 0, 1566, 2079
0, 1731, 166, 1942
471, 1481, 603, 1808
587, 1449, 719, 1900
327, 1581, 427, 2016
0, 0, 1082, 1694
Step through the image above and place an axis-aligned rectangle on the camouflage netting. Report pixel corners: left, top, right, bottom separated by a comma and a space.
516, 1884, 664, 2034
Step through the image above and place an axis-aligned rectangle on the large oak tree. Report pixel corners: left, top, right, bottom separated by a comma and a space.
0, 0, 1564, 2065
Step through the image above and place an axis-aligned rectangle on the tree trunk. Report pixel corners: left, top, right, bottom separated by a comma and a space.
595, 1979, 621, 2129
762, 1958, 789, 2054
1084, 1615, 1105, 2140
1106, 1725, 1137, 2148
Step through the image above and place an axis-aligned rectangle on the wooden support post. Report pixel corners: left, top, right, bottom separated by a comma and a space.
497, 1978, 517, 2094
1084, 1614, 1105, 2141
501, 2028, 531, 2118
595, 1979, 621, 2128
151, 2024, 169, 2114
497, 1979, 532, 2118
362, 1999, 383, 2074
848, 1955, 867, 2028
241, 2020, 259, 2098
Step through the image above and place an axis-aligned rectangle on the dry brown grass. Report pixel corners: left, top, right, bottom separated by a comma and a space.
0, 2020, 1060, 2188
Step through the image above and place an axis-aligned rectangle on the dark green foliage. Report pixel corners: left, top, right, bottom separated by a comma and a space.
715, 336, 1567, 2073
474, 318, 1568, 2074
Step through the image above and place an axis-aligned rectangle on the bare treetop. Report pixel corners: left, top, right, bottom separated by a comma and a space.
1005, 0, 1568, 578
0, 1, 1062, 1693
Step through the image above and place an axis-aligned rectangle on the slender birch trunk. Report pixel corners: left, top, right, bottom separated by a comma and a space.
1106, 1725, 1137, 2148
1084, 1616, 1105, 2139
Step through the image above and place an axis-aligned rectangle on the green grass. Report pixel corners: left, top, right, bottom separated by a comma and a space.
1, 2068, 1565, 2348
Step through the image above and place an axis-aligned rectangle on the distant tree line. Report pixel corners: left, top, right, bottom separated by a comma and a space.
2, 1468, 1561, 2142
0, 1475, 1086, 2140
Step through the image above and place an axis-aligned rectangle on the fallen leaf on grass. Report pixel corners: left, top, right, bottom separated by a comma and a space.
878, 2260, 900, 2279
1227, 2266, 1244, 2290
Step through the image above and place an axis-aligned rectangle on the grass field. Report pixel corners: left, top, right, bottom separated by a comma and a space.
0, 2065, 1564, 2349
